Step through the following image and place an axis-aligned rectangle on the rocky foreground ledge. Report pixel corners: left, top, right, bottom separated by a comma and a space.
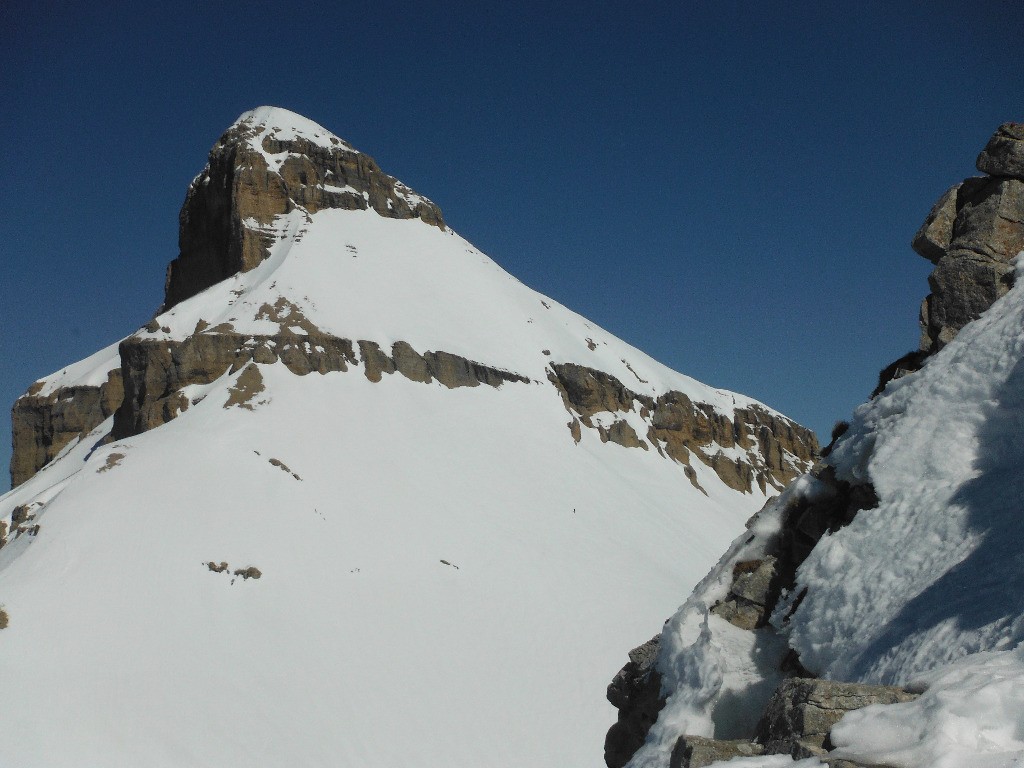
606, 121, 1024, 768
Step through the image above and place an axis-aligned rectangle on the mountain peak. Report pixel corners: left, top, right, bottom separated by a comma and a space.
233, 105, 342, 142
1, 108, 820, 767
163, 107, 444, 310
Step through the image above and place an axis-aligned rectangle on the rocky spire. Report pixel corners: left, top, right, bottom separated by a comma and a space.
163, 107, 444, 310
912, 122, 1024, 354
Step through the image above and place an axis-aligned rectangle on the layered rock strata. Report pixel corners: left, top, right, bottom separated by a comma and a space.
9, 370, 123, 487
549, 364, 817, 494
112, 328, 530, 439
10, 107, 817, 503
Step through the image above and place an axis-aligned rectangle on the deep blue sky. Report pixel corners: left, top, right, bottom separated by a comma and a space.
2, 1, 1022, 488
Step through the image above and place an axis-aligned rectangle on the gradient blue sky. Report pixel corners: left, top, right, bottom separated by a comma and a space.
2, 1, 1022, 487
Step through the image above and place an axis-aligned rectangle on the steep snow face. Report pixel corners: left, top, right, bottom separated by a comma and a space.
0, 353, 768, 768
136, 204, 772, 415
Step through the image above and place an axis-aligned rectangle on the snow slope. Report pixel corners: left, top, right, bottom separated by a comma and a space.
0, 108, 803, 767
626, 254, 1024, 768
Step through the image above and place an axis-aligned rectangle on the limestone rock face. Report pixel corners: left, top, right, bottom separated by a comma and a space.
10, 107, 817, 506
976, 122, 1024, 177
113, 328, 528, 440
10, 370, 123, 487
909, 126, 1024, 355
549, 363, 818, 494
164, 109, 444, 310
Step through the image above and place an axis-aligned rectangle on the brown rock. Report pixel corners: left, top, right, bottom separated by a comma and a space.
358, 340, 396, 383
911, 183, 959, 264
224, 364, 266, 410
549, 363, 818, 493
111, 325, 527, 440
10, 368, 124, 487
948, 176, 1024, 262
163, 114, 444, 310
976, 122, 1024, 177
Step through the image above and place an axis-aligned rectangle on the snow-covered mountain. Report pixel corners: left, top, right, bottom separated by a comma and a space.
613, 123, 1024, 768
0, 107, 816, 768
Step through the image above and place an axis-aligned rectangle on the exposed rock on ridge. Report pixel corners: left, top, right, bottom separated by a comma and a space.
666, 678, 918, 767
113, 325, 530, 439
911, 122, 1024, 356
164, 108, 444, 310
549, 363, 817, 494
606, 122, 1023, 768
10, 370, 123, 487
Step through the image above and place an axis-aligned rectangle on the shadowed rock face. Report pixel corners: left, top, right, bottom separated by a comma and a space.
163, 117, 444, 310
9, 370, 123, 487
548, 363, 818, 494
605, 636, 664, 768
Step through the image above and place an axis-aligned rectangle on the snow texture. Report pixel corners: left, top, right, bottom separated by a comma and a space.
627, 254, 1024, 768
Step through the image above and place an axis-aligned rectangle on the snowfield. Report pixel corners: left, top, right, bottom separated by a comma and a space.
626, 254, 1024, 768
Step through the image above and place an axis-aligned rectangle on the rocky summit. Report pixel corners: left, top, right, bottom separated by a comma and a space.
0, 107, 816, 768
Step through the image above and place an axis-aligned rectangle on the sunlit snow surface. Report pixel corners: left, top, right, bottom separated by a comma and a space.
627, 255, 1024, 768
0, 142, 785, 767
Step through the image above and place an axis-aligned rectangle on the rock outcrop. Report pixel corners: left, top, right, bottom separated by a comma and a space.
549, 363, 818, 494
606, 636, 665, 768
666, 678, 918, 768
9, 369, 123, 487
606, 465, 879, 766
113, 325, 529, 440
754, 677, 918, 759
910, 123, 1024, 356
164, 108, 444, 310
